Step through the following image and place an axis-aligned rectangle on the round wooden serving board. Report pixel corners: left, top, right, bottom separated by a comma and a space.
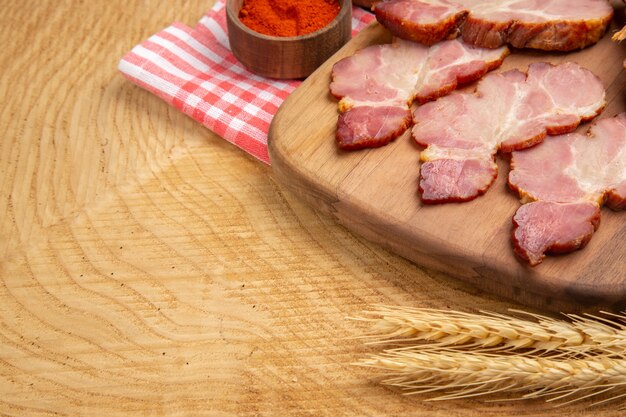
269, 13, 626, 313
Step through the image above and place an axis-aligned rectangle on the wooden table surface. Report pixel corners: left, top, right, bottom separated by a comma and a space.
0, 1, 622, 415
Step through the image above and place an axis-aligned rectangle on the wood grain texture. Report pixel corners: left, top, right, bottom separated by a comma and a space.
226, 0, 352, 79
1, 0, 625, 415
269, 7, 626, 313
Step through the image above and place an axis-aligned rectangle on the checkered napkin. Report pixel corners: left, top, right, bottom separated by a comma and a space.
118, 1, 375, 163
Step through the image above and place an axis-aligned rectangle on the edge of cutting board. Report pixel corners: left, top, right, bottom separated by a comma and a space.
268, 21, 626, 313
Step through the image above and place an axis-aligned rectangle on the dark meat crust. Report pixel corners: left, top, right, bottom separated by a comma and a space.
463, 14, 614, 51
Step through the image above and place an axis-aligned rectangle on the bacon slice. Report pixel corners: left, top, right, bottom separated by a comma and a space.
373, 0, 467, 46
412, 62, 605, 204
508, 114, 626, 265
330, 38, 508, 150
374, 0, 613, 51
512, 202, 601, 266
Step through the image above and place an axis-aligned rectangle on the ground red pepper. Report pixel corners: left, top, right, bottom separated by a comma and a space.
238, 0, 341, 37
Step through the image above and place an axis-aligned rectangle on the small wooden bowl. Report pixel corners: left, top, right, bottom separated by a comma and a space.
226, 0, 352, 79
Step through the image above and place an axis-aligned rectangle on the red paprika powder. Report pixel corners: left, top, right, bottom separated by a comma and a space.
238, 0, 341, 37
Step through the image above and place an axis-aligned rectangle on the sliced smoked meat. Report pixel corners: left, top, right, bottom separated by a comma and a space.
374, 0, 613, 51
374, 0, 467, 46
508, 113, 626, 265
330, 38, 508, 150
511, 202, 601, 266
412, 62, 605, 204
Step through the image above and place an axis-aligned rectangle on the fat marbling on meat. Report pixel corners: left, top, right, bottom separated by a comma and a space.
374, 0, 613, 50
412, 62, 606, 204
508, 114, 626, 265
330, 38, 508, 150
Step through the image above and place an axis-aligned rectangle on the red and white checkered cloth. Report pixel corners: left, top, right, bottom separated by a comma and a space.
119, 1, 375, 163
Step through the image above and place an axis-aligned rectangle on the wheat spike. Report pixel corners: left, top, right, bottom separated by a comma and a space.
358, 350, 626, 406
613, 25, 626, 42
352, 305, 626, 354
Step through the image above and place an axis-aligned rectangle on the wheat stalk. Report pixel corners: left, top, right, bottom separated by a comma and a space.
358, 350, 626, 407
351, 305, 626, 355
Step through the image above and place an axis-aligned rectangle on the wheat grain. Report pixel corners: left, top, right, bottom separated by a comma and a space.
352, 305, 626, 354
358, 350, 626, 406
